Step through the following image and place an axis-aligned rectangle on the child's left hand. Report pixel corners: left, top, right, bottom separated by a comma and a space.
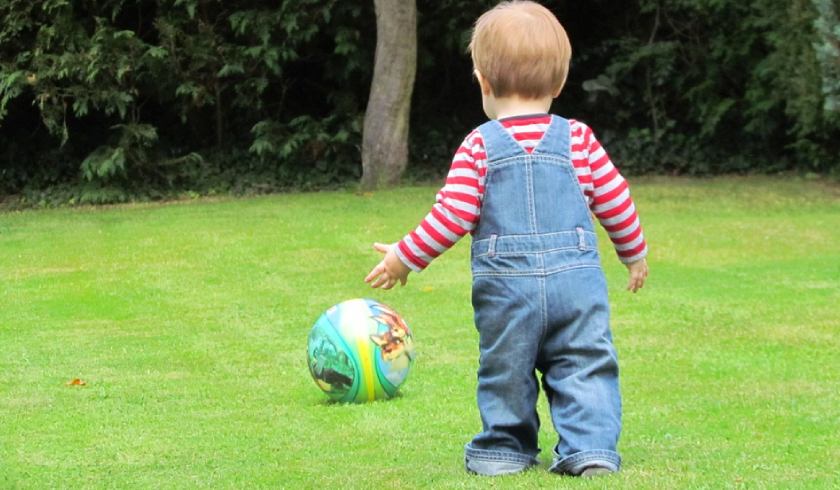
365, 242, 411, 289
625, 258, 648, 293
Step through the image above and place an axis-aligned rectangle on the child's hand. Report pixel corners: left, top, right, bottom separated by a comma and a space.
625, 258, 648, 293
365, 242, 411, 289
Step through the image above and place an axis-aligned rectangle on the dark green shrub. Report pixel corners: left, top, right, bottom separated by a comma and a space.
0, 0, 838, 206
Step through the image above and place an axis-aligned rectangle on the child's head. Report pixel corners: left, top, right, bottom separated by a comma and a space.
469, 1, 571, 100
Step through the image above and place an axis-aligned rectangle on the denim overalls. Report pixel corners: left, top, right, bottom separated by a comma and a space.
464, 115, 622, 476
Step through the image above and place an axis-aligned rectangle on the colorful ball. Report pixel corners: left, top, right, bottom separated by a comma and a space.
307, 298, 415, 403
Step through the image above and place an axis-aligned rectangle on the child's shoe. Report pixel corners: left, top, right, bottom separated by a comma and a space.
580, 465, 615, 477
549, 450, 620, 476
464, 444, 538, 476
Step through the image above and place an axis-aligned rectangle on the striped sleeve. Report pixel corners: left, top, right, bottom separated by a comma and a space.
573, 121, 648, 264
394, 130, 484, 272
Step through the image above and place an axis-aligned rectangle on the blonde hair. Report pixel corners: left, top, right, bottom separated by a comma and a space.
469, 1, 571, 99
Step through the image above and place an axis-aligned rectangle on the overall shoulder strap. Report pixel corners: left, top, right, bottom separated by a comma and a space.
477, 119, 528, 162
531, 115, 571, 159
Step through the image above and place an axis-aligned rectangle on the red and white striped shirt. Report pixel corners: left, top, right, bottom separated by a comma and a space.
395, 114, 648, 272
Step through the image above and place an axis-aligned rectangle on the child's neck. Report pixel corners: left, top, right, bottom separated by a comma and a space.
491, 95, 553, 120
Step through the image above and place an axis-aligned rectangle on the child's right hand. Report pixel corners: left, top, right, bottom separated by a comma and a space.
625, 258, 648, 293
365, 242, 411, 290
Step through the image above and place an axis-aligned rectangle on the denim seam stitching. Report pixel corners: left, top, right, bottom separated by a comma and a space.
526, 156, 537, 233
489, 154, 571, 168
487, 156, 524, 168
473, 263, 601, 277
542, 264, 601, 275
531, 157, 573, 165
472, 246, 597, 257
539, 274, 547, 346
475, 230, 597, 240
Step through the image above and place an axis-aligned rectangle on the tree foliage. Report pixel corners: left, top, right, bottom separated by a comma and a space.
0, 0, 838, 204
0, 0, 372, 201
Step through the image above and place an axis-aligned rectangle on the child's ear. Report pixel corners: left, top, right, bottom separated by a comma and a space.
553, 74, 568, 98
474, 70, 493, 96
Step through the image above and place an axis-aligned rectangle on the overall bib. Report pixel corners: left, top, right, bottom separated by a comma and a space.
464, 115, 622, 475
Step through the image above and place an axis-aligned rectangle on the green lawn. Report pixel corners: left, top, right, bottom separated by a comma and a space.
1, 177, 839, 488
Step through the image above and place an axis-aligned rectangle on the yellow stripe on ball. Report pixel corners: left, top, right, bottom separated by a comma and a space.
356, 338, 376, 402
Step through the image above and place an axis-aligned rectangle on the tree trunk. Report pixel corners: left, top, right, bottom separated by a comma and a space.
360, 0, 417, 190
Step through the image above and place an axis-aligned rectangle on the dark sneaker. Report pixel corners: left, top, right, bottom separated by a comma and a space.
580, 466, 614, 477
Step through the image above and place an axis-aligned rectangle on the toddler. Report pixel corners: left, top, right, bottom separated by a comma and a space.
365, 0, 648, 477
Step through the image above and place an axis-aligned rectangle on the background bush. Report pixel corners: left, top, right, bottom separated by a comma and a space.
1, 0, 839, 204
